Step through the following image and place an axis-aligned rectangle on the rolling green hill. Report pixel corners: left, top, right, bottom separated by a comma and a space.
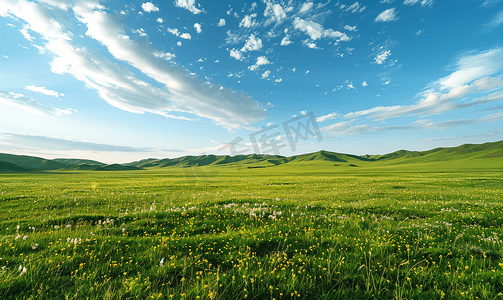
0, 161, 33, 172
1, 140, 502, 172
0, 153, 67, 170
52, 158, 106, 166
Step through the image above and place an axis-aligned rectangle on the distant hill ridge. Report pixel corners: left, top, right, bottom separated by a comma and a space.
0, 140, 502, 172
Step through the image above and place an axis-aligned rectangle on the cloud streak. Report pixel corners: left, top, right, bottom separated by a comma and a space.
0, 89, 73, 116
0, 133, 155, 152
25, 85, 64, 97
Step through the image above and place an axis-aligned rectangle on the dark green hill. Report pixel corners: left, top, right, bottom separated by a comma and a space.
0, 153, 67, 170
53, 158, 106, 166
0, 161, 33, 172
1, 140, 502, 172
93, 164, 143, 171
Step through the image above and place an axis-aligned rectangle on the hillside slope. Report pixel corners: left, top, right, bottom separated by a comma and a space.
1, 140, 502, 171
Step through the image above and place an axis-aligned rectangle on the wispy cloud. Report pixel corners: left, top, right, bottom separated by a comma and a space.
0, 89, 73, 116
485, 11, 503, 28
316, 112, 340, 122
0, 133, 155, 152
421, 131, 498, 141
323, 112, 503, 136
343, 48, 503, 121
1, 0, 267, 129
24, 85, 64, 97
375, 8, 398, 22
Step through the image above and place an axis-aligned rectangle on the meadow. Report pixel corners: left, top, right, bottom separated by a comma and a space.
1, 160, 503, 299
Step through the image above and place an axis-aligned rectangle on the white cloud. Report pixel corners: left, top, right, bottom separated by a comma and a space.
37, 0, 72, 11
0, 89, 70, 116
481, 0, 503, 7
316, 112, 339, 122
241, 34, 263, 52
167, 28, 180, 36
263, 1, 288, 24
248, 56, 271, 71
250, 2, 258, 11
362, 81, 368, 87
374, 50, 391, 64
239, 14, 257, 28
438, 48, 503, 90
194, 23, 202, 33
1, 0, 266, 129
180, 33, 191, 40
486, 11, 503, 28
375, 8, 398, 22
25, 85, 64, 97
323, 112, 503, 136
415, 29, 424, 35
343, 52, 503, 122
303, 40, 318, 49
261, 70, 271, 79
229, 48, 243, 60
299, 2, 314, 13
293, 17, 350, 42
132, 28, 147, 36
275, 78, 282, 82
174, 0, 202, 14
344, 25, 357, 31
141, 2, 159, 13
404, 0, 433, 6
322, 120, 369, 136
153, 52, 176, 60
1, 133, 155, 153
177, 41, 182, 46
280, 34, 292, 46
346, 2, 366, 13
157, 18, 163, 23
217, 18, 226, 26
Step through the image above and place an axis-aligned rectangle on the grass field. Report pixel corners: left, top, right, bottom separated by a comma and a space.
1, 159, 503, 299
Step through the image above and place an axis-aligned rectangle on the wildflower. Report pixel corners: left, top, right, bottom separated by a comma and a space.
19, 265, 27, 275
160, 258, 164, 266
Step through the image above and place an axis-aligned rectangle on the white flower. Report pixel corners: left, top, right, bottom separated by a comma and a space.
160, 258, 164, 266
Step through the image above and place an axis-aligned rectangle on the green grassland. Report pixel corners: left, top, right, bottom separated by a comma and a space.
1, 143, 503, 299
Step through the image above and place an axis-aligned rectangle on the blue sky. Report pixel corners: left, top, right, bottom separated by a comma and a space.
1, 0, 503, 163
